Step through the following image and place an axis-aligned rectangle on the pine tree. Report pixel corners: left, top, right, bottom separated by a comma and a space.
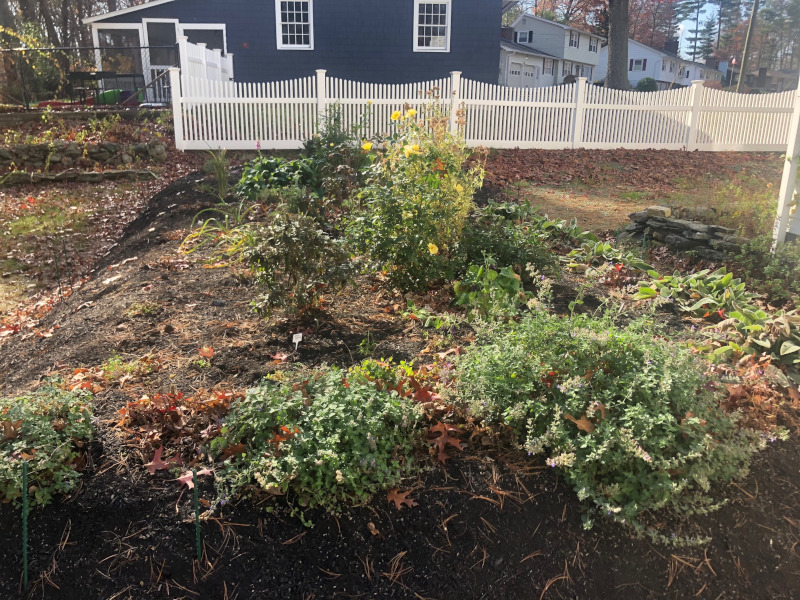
680, 0, 707, 61
698, 14, 718, 60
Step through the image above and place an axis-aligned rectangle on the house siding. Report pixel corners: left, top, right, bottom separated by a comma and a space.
102, 0, 500, 83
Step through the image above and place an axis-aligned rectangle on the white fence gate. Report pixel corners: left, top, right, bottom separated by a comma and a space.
167, 69, 795, 152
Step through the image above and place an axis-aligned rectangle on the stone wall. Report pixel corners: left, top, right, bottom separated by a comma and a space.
618, 206, 748, 262
0, 139, 167, 172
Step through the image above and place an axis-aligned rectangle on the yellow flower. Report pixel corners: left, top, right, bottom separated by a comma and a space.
412, 144, 419, 152
391, 110, 402, 121
362, 141, 373, 151
368, 100, 373, 104
407, 108, 417, 117
455, 184, 464, 193
329, 142, 334, 147
428, 243, 439, 255
403, 144, 417, 158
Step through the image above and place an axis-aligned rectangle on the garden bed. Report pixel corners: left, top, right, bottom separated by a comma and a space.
0, 139, 797, 599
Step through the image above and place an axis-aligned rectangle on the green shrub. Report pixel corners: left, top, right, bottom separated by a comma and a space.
235, 156, 318, 200
453, 260, 528, 320
636, 77, 659, 92
454, 312, 765, 542
212, 362, 423, 522
459, 201, 558, 278
347, 103, 484, 291
0, 385, 94, 507
735, 235, 800, 307
241, 208, 354, 315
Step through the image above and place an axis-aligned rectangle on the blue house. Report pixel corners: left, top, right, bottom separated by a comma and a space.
84, 0, 504, 84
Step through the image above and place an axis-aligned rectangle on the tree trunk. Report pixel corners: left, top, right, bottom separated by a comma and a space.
605, 0, 630, 89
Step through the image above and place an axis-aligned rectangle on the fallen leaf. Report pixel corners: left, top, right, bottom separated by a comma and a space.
564, 413, 595, 433
387, 488, 418, 510
428, 422, 463, 463
2, 420, 22, 442
143, 446, 170, 475
198, 346, 214, 358
177, 468, 213, 489
271, 352, 289, 363
218, 442, 246, 461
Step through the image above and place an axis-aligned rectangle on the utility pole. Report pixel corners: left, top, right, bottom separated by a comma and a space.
736, 0, 760, 93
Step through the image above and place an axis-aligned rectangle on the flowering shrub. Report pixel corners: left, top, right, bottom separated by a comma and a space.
0, 385, 94, 507
454, 312, 768, 542
212, 361, 423, 523
347, 102, 484, 291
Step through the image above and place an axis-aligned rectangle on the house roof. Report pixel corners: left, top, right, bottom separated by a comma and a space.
511, 13, 603, 40
83, 0, 175, 24
500, 40, 558, 59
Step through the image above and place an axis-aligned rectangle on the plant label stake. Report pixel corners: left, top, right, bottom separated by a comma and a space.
22, 460, 29, 589
292, 333, 303, 351
192, 469, 201, 562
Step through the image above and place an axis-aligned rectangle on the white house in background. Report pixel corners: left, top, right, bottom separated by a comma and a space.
595, 39, 723, 89
503, 14, 603, 85
499, 40, 559, 87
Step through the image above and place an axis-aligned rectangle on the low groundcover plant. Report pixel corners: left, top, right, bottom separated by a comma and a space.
0, 384, 94, 507
454, 310, 776, 543
212, 361, 423, 523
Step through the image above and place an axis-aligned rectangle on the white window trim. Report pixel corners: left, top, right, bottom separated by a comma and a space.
91, 22, 145, 72
569, 31, 579, 49
413, 0, 451, 53
588, 37, 598, 52
632, 59, 644, 72
544, 58, 553, 75
178, 23, 228, 55
275, 0, 314, 51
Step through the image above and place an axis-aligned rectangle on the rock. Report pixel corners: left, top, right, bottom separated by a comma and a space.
77, 172, 104, 183
0, 148, 12, 160
48, 152, 62, 163
709, 224, 737, 236
665, 234, 702, 250
651, 230, 667, 242
708, 239, 740, 253
55, 171, 77, 181
616, 231, 640, 244
121, 153, 133, 165
646, 218, 685, 233
685, 222, 710, 234
61, 157, 73, 168
721, 234, 749, 246
646, 205, 672, 218
3, 171, 33, 185
685, 230, 711, 241
52, 140, 68, 150
63, 143, 82, 158
764, 364, 791, 388
624, 222, 644, 232
695, 248, 728, 262
629, 210, 650, 223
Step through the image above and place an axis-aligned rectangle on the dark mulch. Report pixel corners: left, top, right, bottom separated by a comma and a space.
0, 172, 798, 599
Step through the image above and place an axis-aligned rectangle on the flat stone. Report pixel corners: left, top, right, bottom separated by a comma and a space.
709, 239, 740, 253
709, 225, 737, 236
646, 205, 672, 218
685, 230, 711, 241
77, 172, 104, 183
721, 234, 749, 246
685, 222, 710, 233
629, 210, 649, 224
665, 234, 702, 250
651, 230, 667, 242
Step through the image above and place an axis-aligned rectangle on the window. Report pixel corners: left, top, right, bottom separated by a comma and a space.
543, 59, 553, 75
588, 37, 598, 52
630, 58, 645, 72
562, 61, 571, 76
662, 60, 666, 71
584, 66, 592, 80
573, 63, 582, 76
569, 31, 579, 48
275, 0, 313, 49
414, 0, 451, 52
669, 61, 675, 73
515, 31, 532, 43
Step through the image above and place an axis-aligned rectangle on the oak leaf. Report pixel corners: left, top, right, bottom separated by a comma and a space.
428, 422, 462, 463
144, 446, 171, 475
564, 413, 595, 433
387, 488, 418, 510
177, 468, 213, 489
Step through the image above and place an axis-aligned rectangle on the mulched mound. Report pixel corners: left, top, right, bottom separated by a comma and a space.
0, 171, 798, 599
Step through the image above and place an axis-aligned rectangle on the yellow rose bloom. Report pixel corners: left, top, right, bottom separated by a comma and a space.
428, 243, 439, 255
407, 108, 417, 117
391, 110, 402, 121
362, 141, 373, 151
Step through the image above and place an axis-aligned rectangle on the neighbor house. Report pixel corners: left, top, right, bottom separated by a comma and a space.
83, 0, 503, 84
500, 14, 603, 86
594, 39, 722, 90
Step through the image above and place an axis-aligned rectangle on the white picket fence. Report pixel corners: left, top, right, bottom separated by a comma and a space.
177, 36, 234, 85
167, 69, 795, 152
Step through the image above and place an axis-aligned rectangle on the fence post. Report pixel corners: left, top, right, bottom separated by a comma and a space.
226, 53, 235, 81
773, 81, 800, 245
213, 48, 223, 81
176, 35, 189, 76
168, 67, 185, 151
572, 77, 587, 149
316, 69, 327, 127
449, 71, 462, 134
686, 80, 704, 150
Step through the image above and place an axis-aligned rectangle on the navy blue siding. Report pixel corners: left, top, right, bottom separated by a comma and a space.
102, 0, 500, 83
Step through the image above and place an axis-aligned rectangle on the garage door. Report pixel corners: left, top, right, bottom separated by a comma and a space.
508, 61, 522, 87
